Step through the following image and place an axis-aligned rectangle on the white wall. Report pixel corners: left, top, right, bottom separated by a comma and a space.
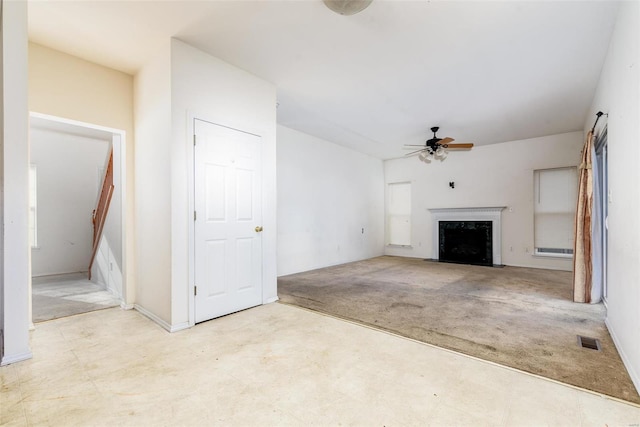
277, 125, 384, 276
134, 39, 277, 330
28, 42, 135, 306
171, 39, 277, 327
1, 0, 32, 365
30, 128, 109, 276
586, 0, 640, 393
133, 41, 172, 325
384, 131, 584, 271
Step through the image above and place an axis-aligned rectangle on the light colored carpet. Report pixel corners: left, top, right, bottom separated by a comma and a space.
278, 256, 640, 404
32, 272, 121, 323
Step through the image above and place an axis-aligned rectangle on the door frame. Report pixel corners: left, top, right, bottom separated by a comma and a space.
594, 127, 608, 303
28, 112, 129, 325
187, 113, 268, 327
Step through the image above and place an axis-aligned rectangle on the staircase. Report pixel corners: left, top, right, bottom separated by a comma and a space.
88, 149, 114, 279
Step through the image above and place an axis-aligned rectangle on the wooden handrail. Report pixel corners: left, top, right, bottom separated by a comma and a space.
88, 149, 114, 279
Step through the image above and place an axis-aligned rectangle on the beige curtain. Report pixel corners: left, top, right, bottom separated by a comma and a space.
573, 130, 594, 303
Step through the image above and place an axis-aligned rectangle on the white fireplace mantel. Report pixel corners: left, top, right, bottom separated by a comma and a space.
428, 207, 506, 265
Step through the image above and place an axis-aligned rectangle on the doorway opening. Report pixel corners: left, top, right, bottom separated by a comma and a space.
29, 113, 127, 323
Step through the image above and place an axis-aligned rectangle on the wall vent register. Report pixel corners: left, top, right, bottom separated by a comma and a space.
577, 335, 601, 351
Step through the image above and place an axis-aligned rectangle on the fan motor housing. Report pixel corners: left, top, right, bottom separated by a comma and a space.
426, 138, 441, 149
427, 126, 442, 148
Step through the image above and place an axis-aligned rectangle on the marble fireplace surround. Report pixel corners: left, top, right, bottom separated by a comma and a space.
428, 207, 506, 266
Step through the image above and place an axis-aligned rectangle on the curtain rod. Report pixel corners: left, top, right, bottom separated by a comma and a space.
590, 111, 607, 133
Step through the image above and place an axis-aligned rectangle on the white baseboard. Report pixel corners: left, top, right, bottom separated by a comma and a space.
264, 296, 280, 304
500, 262, 572, 272
134, 304, 191, 333
1, 350, 33, 366
605, 317, 640, 394
134, 304, 173, 332
169, 322, 190, 333
121, 303, 134, 310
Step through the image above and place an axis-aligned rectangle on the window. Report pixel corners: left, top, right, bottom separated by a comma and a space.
29, 164, 38, 248
533, 167, 578, 257
387, 182, 411, 246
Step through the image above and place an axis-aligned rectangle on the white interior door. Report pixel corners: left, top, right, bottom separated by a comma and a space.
194, 119, 263, 323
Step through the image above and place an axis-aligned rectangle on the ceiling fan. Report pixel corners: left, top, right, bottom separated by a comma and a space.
404, 127, 474, 162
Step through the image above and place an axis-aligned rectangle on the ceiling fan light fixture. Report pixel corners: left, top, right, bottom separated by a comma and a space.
434, 146, 448, 160
403, 127, 473, 164
419, 151, 433, 163
323, 0, 373, 16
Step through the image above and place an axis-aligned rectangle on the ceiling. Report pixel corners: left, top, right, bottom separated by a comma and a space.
28, 1, 619, 159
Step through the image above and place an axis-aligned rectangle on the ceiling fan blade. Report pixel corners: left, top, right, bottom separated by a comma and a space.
405, 148, 428, 156
439, 137, 455, 144
403, 145, 428, 148
444, 143, 474, 149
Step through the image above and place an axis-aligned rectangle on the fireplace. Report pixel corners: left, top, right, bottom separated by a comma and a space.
429, 207, 506, 266
439, 221, 493, 266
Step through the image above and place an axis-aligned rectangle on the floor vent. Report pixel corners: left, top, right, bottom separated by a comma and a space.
577, 335, 601, 351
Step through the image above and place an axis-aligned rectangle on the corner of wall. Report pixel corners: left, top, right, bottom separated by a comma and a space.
133, 40, 173, 327
1, 0, 32, 365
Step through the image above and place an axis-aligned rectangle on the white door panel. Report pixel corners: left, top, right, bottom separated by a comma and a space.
194, 119, 262, 323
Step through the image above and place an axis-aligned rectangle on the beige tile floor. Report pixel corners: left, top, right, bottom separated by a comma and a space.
2, 303, 639, 426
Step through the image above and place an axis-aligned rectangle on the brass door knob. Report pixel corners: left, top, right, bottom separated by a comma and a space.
255, 226, 263, 232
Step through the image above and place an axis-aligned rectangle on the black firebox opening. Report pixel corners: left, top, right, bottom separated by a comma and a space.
439, 221, 493, 266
